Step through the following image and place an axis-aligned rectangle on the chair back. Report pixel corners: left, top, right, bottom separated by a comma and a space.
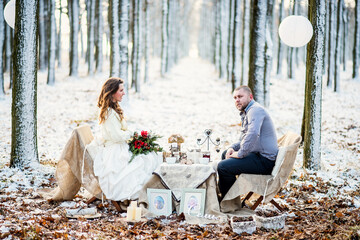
271, 132, 302, 178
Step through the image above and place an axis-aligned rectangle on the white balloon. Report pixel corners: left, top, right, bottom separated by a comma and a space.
4, 0, 16, 29
278, 15, 313, 48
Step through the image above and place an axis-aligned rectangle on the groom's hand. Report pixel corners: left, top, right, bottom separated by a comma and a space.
225, 148, 235, 159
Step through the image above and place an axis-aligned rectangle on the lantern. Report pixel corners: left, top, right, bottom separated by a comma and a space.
278, 15, 313, 48
4, 0, 16, 29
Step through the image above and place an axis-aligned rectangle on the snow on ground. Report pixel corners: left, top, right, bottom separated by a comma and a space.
0, 55, 359, 205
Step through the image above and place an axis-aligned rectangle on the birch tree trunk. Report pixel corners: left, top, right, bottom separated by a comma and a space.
144, 0, 150, 83
38, 0, 47, 71
322, 2, 329, 75
11, 0, 39, 168
131, 0, 141, 92
227, 0, 235, 82
161, 0, 168, 76
231, 0, 241, 91
215, 0, 221, 72
87, 0, 95, 75
302, 0, 325, 170
68, 0, 79, 77
276, 0, 285, 76
220, 0, 229, 79
47, 0, 56, 85
109, 0, 120, 76
334, 0, 343, 92
4, 0, 12, 73
0, 0, 5, 98
353, 0, 360, 80
119, 0, 129, 105
95, 0, 103, 72
248, 0, 267, 105
342, 6, 348, 71
56, 1, 62, 67
241, 0, 250, 85
287, 1, 297, 79
327, 0, 336, 87
264, 0, 274, 107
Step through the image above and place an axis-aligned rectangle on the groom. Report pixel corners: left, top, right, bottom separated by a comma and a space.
217, 86, 278, 199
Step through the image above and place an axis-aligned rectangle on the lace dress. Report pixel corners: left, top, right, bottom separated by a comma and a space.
87, 109, 162, 201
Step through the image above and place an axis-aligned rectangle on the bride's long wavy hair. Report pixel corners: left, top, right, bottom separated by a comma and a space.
98, 77, 124, 124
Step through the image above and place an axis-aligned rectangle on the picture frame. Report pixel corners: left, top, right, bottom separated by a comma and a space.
179, 188, 206, 216
147, 188, 172, 216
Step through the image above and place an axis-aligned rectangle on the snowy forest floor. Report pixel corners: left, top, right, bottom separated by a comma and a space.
0, 55, 360, 239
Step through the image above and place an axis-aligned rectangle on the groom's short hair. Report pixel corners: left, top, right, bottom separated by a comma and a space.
234, 86, 252, 95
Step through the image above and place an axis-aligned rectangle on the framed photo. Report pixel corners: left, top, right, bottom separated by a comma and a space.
147, 188, 172, 216
179, 188, 206, 216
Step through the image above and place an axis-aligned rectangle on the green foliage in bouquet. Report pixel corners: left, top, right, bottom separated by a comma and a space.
128, 131, 163, 163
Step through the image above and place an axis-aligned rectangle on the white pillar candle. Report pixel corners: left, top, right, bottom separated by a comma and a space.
134, 207, 142, 221
126, 206, 135, 221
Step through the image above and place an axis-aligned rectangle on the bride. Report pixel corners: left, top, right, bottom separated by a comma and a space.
87, 77, 162, 201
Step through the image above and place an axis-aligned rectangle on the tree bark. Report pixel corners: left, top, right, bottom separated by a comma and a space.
56, 1, 62, 67
161, 0, 168, 76
68, 0, 79, 76
38, 0, 47, 71
264, 0, 274, 107
144, 0, 150, 83
240, 0, 250, 85
342, 6, 348, 71
0, 0, 5, 98
87, 0, 95, 75
227, 0, 235, 82
276, 0, 285, 76
4, 0, 12, 73
327, 0, 336, 87
95, 0, 103, 73
287, 1, 297, 80
109, 0, 120, 76
231, 0, 241, 91
47, 0, 56, 85
334, 0, 343, 92
353, 0, 360, 80
302, 0, 325, 170
215, 0, 221, 72
248, 0, 267, 105
11, 0, 39, 168
119, 0, 129, 105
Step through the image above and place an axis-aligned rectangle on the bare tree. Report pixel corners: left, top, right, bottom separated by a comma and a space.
302, 0, 325, 170
0, 0, 5, 98
119, 0, 130, 105
353, 0, 360, 80
47, 0, 56, 85
56, 0, 63, 67
334, 0, 343, 92
109, 0, 120, 76
231, 0, 241, 91
11, 0, 39, 168
248, 0, 267, 105
161, 0, 168, 76
264, 0, 274, 107
276, 0, 285, 76
68, 0, 79, 76
327, 0, 336, 87
38, 0, 48, 71
95, 0, 103, 73
144, 0, 150, 83
241, 0, 250, 85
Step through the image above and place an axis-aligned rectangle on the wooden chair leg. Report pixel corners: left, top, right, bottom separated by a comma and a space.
111, 201, 121, 212
250, 196, 263, 210
270, 199, 284, 212
241, 192, 254, 207
86, 196, 97, 204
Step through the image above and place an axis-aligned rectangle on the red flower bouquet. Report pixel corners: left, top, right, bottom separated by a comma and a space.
128, 131, 163, 163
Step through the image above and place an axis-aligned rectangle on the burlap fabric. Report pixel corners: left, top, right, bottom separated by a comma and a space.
220, 132, 302, 213
40, 125, 103, 201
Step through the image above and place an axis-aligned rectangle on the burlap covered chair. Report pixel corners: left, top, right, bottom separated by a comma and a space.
220, 131, 302, 213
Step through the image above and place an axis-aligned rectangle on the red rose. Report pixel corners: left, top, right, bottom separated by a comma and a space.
141, 131, 148, 138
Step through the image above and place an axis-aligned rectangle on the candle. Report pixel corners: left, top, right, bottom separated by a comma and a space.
134, 207, 142, 221
126, 206, 135, 221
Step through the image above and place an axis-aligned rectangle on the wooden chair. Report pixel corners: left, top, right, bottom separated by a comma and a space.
220, 132, 302, 212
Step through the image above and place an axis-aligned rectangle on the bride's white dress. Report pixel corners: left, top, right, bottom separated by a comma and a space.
87, 109, 162, 201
